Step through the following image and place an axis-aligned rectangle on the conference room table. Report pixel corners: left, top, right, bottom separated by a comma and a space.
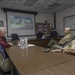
28, 38, 60, 47
6, 44, 75, 75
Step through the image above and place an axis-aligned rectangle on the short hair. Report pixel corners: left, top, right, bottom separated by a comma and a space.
65, 27, 71, 31
0, 27, 5, 31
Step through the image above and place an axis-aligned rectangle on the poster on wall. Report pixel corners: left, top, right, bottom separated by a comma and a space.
7, 12, 35, 36
10, 15, 33, 30
0, 21, 4, 27
63, 15, 75, 30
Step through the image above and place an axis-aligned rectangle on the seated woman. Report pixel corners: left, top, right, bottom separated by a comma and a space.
0, 27, 13, 48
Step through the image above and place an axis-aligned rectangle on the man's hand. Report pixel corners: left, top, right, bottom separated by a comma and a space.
8, 42, 13, 46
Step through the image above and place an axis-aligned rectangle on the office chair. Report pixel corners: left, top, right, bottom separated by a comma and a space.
50, 31, 58, 38
36, 32, 43, 39
11, 34, 19, 41
0, 46, 14, 75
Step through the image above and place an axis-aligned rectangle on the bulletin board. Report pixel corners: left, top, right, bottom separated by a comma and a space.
63, 15, 75, 30
35, 22, 50, 35
0, 21, 4, 27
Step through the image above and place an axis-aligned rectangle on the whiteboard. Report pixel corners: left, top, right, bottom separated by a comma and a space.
64, 15, 75, 30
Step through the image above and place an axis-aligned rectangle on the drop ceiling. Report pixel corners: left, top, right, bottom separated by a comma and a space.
0, 0, 75, 13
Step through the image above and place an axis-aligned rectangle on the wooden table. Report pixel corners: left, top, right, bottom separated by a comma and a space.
28, 38, 60, 47
6, 45, 75, 75
8, 38, 60, 47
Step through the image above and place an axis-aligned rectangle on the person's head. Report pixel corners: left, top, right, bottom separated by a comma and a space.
0, 27, 6, 37
64, 27, 71, 34
51, 26, 54, 30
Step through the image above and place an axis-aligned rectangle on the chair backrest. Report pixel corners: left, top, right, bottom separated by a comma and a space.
1, 58, 14, 72
0, 45, 7, 59
0, 52, 14, 72
0, 53, 4, 68
0, 46, 14, 72
11, 34, 19, 41
36, 32, 43, 39
50, 31, 58, 38
0, 45, 8, 67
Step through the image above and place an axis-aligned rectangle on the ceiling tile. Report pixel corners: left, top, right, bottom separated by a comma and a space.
12, 0, 25, 3
49, 5, 71, 13
0, 0, 3, 3
0, 0, 75, 13
19, 6, 30, 10
11, 4, 22, 9
1, 4, 12, 9
31, 0, 49, 8
23, 0, 38, 6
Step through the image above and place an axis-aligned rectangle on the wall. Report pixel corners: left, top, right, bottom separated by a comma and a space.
35, 13, 54, 28
0, 9, 54, 39
0, 9, 6, 29
35, 13, 54, 35
36, 13, 50, 22
56, 6, 75, 36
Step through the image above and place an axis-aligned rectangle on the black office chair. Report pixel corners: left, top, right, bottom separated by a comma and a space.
11, 34, 19, 41
36, 32, 43, 39
50, 31, 58, 38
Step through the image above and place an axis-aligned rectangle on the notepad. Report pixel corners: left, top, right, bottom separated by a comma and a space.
51, 49, 61, 52
27, 44, 35, 47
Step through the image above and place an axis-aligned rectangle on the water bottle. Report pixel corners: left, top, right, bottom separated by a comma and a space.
20, 38, 25, 49
25, 37, 28, 48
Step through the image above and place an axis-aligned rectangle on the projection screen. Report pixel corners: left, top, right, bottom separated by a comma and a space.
6, 11, 35, 36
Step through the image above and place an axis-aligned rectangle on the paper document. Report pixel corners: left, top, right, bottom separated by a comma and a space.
28, 44, 35, 47
51, 49, 61, 52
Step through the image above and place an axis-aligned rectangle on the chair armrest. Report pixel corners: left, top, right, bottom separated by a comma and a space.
0, 53, 5, 68
64, 50, 75, 55
1, 58, 14, 72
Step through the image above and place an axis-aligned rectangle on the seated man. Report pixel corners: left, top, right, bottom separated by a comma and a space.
63, 39, 75, 52
51, 39, 75, 53
0, 27, 13, 59
46, 27, 73, 50
0, 27, 13, 48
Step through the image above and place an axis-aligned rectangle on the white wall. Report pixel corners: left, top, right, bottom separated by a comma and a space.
0, 9, 6, 29
36, 13, 50, 22
50, 14, 54, 28
0, 9, 54, 38
36, 13, 54, 27
56, 6, 75, 36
